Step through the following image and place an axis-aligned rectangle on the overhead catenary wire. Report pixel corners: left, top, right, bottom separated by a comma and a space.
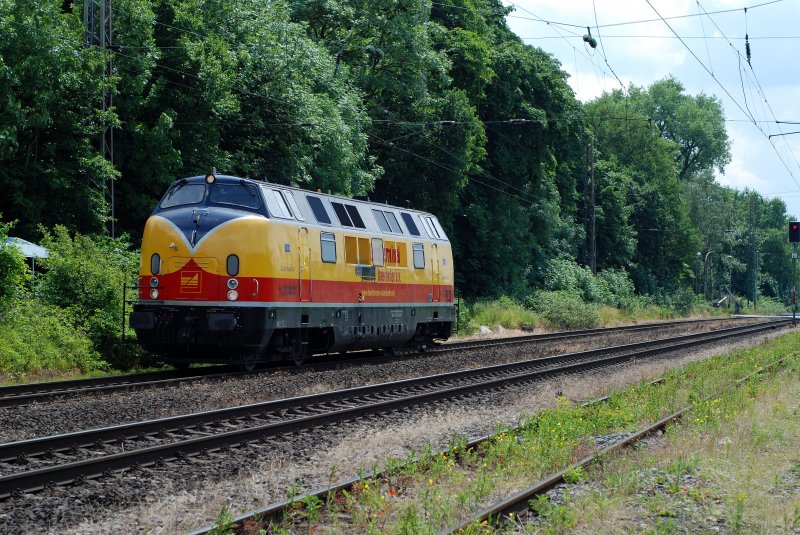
644, 0, 800, 192
693, 0, 800, 189
505, 0, 785, 29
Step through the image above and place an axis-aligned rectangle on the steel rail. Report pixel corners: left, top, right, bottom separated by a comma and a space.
438, 357, 790, 534
0, 320, 778, 463
185, 377, 667, 535
0, 320, 787, 499
0, 317, 761, 408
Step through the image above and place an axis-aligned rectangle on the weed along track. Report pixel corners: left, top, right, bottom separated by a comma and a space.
0, 317, 761, 409
0, 320, 787, 512
440, 356, 794, 534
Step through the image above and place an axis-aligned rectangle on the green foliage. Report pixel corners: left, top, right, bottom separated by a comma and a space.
542, 258, 645, 310
37, 226, 147, 369
0, 0, 113, 237
207, 507, 234, 535
0, 298, 103, 376
462, 295, 538, 332
0, 216, 29, 303
526, 290, 600, 330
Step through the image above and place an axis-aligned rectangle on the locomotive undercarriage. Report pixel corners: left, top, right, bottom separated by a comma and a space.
130, 303, 454, 368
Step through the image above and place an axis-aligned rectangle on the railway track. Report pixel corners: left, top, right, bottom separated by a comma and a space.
0, 317, 765, 408
439, 356, 791, 534
0, 319, 787, 499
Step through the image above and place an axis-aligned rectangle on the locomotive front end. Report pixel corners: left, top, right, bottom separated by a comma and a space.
129, 175, 272, 364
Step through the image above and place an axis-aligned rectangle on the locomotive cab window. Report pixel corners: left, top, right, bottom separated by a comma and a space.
320, 232, 336, 263
160, 183, 205, 209
209, 182, 261, 209
425, 217, 441, 238
413, 242, 425, 269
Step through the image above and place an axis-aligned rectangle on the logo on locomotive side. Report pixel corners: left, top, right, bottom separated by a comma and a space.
180, 271, 202, 293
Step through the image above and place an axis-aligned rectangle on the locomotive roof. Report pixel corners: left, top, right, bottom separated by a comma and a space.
174, 175, 450, 242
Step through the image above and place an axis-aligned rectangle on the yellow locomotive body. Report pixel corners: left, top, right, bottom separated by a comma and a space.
130, 174, 455, 367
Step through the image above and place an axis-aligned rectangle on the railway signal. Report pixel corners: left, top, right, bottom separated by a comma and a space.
792, 221, 799, 324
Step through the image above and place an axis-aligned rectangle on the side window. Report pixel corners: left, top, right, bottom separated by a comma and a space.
345, 205, 366, 229
283, 191, 305, 221
431, 218, 446, 239
264, 189, 293, 219
320, 232, 336, 263
401, 212, 420, 236
372, 238, 384, 267
306, 196, 331, 224
397, 242, 408, 267
358, 237, 371, 263
385, 212, 402, 233
372, 209, 391, 232
332, 202, 353, 227
413, 243, 425, 269
345, 236, 371, 264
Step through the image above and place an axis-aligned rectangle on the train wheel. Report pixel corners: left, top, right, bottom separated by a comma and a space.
240, 356, 258, 372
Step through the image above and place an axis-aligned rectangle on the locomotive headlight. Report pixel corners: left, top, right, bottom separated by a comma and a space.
227, 289, 239, 301
205, 173, 216, 184
149, 288, 160, 299
227, 278, 238, 290
150, 277, 159, 288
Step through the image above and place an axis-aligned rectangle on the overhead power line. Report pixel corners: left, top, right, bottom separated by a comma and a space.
644, 0, 800, 192
506, 0, 786, 29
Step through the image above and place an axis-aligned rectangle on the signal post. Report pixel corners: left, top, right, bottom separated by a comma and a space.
790, 222, 799, 325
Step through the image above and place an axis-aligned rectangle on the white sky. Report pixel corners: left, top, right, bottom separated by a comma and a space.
503, 0, 800, 218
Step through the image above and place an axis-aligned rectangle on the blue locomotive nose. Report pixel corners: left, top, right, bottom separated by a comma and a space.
156, 207, 252, 250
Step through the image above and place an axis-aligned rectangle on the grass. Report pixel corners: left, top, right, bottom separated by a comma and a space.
535, 360, 800, 533
261, 328, 800, 533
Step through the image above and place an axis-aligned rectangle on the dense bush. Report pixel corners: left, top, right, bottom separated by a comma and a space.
542, 259, 646, 310
461, 295, 539, 333
0, 299, 103, 376
0, 217, 29, 304
525, 290, 599, 330
37, 226, 148, 369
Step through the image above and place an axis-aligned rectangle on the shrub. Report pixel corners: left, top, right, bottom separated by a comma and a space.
37, 226, 148, 368
753, 296, 788, 315
0, 298, 103, 376
526, 290, 599, 330
0, 217, 29, 304
461, 295, 539, 333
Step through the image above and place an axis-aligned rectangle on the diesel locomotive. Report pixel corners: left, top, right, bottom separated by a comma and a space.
129, 174, 455, 368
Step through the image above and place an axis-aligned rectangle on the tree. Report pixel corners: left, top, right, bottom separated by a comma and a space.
0, 0, 114, 238
631, 77, 730, 180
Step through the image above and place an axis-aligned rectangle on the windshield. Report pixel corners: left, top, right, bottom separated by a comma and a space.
208, 182, 262, 209
160, 183, 206, 209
